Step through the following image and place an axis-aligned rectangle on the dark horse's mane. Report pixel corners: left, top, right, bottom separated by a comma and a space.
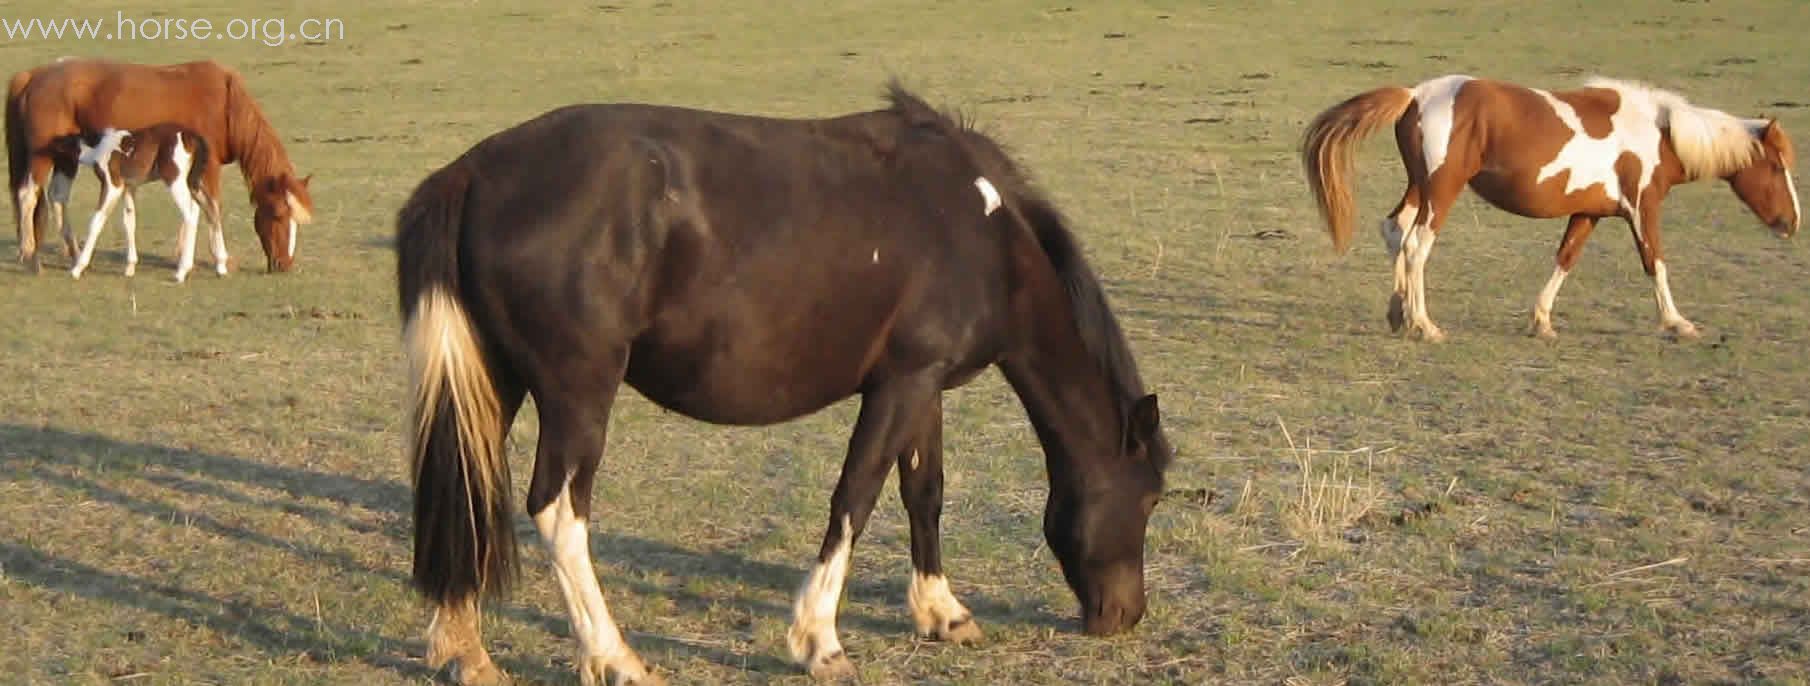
881, 83, 1167, 473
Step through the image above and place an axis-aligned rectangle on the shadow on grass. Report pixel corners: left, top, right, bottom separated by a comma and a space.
0, 424, 1071, 679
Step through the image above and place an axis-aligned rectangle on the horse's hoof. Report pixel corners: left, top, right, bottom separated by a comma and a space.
807, 650, 855, 681
124, 264, 136, 277
172, 272, 189, 284
578, 657, 662, 686
453, 661, 506, 686
931, 616, 984, 644
1666, 320, 1701, 340
1415, 325, 1447, 343
69, 268, 83, 280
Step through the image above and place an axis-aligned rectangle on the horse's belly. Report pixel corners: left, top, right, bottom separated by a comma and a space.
1469, 168, 1619, 219
623, 321, 874, 427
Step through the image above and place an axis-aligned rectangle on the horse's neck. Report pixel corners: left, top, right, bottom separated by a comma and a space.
997, 295, 1124, 478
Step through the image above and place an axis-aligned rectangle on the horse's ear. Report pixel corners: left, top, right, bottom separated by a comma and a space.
299, 174, 313, 189
1126, 394, 1161, 454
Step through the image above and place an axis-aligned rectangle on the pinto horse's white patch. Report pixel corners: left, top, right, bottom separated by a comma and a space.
1533, 87, 1660, 213
1410, 74, 1473, 176
974, 176, 1001, 216
77, 129, 132, 169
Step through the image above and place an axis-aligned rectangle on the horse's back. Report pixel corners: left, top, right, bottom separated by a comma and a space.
446, 102, 1013, 425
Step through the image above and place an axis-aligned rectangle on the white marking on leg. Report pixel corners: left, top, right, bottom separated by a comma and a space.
788, 514, 854, 671
170, 181, 202, 283
871, 248, 879, 264
907, 572, 975, 638
72, 182, 125, 279
974, 177, 1001, 216
532, 477, 651, 686
121, 193, 138, 276
1533, 266, 1569, 335
1787, 170, 1801, 231
1409, 75, 1473, 176
1406, 223, 1443, 340
1651, 259, 1696, 335
287, 218, 298, 259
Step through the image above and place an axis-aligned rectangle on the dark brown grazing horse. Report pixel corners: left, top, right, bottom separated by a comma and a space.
6, 58, 314, 275
396, 84, 1173, 685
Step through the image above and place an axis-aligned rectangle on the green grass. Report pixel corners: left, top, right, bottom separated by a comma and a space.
5, 1, 1810, 684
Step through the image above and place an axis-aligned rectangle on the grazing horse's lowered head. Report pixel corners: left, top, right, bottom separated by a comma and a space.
1724, 118, 1799, 237
251, 171, 313, 272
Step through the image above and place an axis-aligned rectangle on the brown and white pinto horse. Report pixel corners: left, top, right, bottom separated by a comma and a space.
6, 58, 314, 275
1304, 75, 1799, 340
47, 124, 214, 281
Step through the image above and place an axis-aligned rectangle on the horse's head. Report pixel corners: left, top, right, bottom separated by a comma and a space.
253, 173, 314, 272
1043, 393, 1171, 636
1729, 119, 1799, 238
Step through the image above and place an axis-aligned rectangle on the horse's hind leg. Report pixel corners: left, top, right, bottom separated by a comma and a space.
1381, 186, 1422, 332
14, 155, 49, 273
896, 394, 982, 644
423, 375, 526, 686
167, 181, 206, 282
523, 349, 663, 686
789, 375, 942, 680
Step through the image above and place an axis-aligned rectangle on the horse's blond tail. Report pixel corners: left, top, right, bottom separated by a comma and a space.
397, 163, 518, 607
1301, 86, 1415, 254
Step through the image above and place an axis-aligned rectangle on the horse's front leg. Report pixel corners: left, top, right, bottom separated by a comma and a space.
895, 394, 982, 644
47, 169, 75, 259
789, 375, 942, 680
168, 182, 206, 282
1629, 205, 1698, 338
70, 181, 125, 279
120, 192, 138, 277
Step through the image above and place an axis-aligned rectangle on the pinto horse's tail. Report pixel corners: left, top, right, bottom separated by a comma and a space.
396, 160, 518, 608
1301, 85, 1415, 254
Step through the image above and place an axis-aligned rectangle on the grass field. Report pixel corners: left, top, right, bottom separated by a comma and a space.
4, 1, 1810, 684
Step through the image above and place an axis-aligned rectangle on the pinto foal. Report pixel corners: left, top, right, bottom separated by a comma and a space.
47, 123, 222, 281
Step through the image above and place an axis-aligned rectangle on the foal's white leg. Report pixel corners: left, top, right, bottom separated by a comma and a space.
71, 182, 125, 279
532, 478, 662, 686
1650, 260, 1699, 338
120, 192, 138, 277
788, 514, 856, 679
170, 183, 202, 283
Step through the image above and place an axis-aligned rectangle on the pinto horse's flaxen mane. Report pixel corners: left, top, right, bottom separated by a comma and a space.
1584, 76, 1765, 181
883, 84, 1165, 472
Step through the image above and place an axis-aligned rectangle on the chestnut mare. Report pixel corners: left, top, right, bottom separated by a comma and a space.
396, 85, 1172, 685
47, 124, 213, 281
6, 58, 314, 275
1304, 75, 1799, 341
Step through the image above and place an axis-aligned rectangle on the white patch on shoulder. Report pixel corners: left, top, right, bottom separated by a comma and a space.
974, 177, 1001, 216
1410, 75, 1474, 176
1534, 83, 1662, 213
78, 129, 132, 169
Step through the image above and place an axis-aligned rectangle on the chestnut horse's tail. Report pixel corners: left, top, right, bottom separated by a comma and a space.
1301, 85, 1415, 254
6, 68, 32, 194
396, 160, 518, 608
